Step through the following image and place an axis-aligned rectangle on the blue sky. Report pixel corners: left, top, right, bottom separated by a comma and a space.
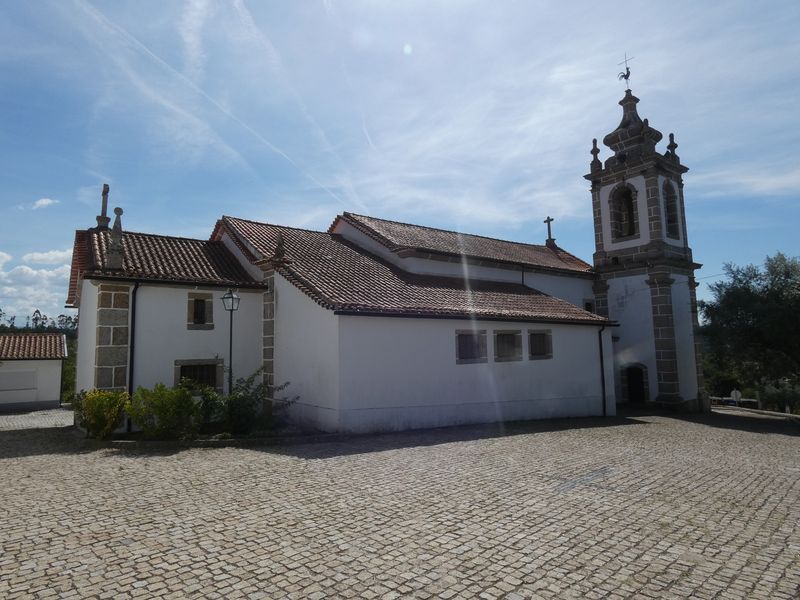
1, 1, 799, 320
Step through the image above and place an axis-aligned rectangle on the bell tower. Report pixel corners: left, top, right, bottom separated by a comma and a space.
585, 87, 706, 410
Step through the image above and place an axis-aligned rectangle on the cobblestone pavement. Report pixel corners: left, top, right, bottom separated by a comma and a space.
1, 410, 798, 599
0, 407, 73, 431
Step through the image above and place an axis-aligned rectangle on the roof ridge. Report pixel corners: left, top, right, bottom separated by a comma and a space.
344, 212, 558, 252
222, 215, 327, 235
93, 228, 226, 245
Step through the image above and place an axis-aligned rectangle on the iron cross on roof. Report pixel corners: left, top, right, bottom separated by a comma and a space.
618, 53, 634, 89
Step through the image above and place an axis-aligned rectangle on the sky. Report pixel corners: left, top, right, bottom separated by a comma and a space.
1, 0, 799, 321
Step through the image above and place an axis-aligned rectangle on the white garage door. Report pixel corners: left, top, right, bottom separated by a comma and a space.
0, 369, 38, 406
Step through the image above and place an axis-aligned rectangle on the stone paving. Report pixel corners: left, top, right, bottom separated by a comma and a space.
0, 409, 798, 599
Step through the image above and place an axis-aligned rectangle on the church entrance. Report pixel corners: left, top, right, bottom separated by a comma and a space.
625, 366, 646, 404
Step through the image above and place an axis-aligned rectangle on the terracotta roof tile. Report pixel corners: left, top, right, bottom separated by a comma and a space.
67, 229, 261, 299
332, 212, 592, 274
66, 230, 90, 307
0, 333, 67, 360
224, 217, 606, 324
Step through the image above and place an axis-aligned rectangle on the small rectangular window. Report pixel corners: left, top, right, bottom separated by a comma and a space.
187, 293, 214, 330
456, 330, 487, 364
180, 364, 217, 388
494, 330, 522, 362
528, 330, 553, 360
193, 298, 206, 324
175, 359, 224, 393
584, 300, 595, 313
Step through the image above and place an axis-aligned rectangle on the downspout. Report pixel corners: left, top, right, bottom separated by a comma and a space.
598, 325, 607, 417
126, 282, 140, 432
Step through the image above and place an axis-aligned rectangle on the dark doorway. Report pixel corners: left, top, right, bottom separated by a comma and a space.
626, 366, 646, 404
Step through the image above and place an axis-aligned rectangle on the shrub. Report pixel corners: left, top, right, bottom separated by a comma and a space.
179, 378, 225, 426
77, 389, 127, 440
226, 372, 266, 435
127, 383, 200, 439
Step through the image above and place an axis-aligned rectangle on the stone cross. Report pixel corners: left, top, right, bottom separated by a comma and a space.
544, 216, 554, 240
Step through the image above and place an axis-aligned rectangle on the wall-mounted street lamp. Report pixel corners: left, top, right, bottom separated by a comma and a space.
221, 288, 240, 394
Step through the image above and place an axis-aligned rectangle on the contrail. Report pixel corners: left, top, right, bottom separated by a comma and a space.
74, 0, 348, 207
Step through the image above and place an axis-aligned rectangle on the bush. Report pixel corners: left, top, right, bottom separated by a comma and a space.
761, 382, 800, 414
127, 383, 200, 439
179, 378, 225, 426
226, 371, 268, 434
76, 389, 127, 440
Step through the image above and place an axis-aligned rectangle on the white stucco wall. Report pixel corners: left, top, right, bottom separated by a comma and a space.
599, 175, 650, 250
523, 272, 594, 308
131, 285, 263, 393
273, 275, 341, 431
219, 231, 265, 282
76, 278, 99, 393
0, 359, 62, 410
671, 274, 699, 401
335, 316, 615, 433
607, 275, 657, 401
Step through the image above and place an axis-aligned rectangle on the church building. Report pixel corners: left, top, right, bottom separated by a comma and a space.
66, 87, 706, 433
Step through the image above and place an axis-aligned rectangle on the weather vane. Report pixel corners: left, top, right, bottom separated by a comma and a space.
618, 53, 634, 89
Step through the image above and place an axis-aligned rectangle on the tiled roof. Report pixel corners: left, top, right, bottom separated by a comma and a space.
0, 333, 67, 360
332, 212, 592, 274
66, 229, 262, 306
66, 230, 90, 307
221, 217, 606, 324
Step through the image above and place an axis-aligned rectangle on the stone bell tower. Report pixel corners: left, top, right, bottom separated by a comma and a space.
584, 87, 705, 411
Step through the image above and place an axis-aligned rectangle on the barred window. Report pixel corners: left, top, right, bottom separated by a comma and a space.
456, 330, 487, 364
528, 330, 553, 360
494, 330, 522, 362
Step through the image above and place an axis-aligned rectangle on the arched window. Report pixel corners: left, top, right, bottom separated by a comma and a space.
663, 182, 680, 239
609, 185, 638, 240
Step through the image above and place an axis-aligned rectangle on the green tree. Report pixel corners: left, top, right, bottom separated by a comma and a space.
700, 253, 800, 406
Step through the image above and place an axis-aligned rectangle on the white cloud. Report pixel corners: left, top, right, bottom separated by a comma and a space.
0, 252, 12, 270
32, 198, 59, 209
0, 263, 73, 319
22, 249, 73, 264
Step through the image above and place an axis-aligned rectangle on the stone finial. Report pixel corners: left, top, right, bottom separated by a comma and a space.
105, 207, 124, 271
273, 232, 285, 260
665, 132, 680, 162
602, 89, 663, 163
269, 231, 292, 266
590, 138, 602, 172
96, 184, 111, 229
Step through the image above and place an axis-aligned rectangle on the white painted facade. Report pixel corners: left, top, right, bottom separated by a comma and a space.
336, 316, 615, 433
0, 359, 62, 411
606, 275, 657, 402
272, 268, 615, 433
274, 275, 341, 431
74, 282, 263, 395
76, 278, 98, 393
130, 285, 263, 393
